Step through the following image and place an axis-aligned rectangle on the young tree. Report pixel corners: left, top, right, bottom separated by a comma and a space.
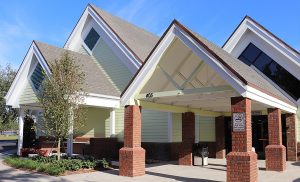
0, 65, 17, 130
38, 53, 86, 160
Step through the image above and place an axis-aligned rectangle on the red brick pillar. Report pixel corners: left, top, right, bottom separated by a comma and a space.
119, 105, 145, 177
179, 112, 195, 166
227, 97, 257, 182
265, 108, 286, 171
215, 116, 226, 159
286, 113, 297, 161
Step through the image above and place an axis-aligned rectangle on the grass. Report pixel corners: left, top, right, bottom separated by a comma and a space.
4, 155, 110, 176
0, 135, 18, 140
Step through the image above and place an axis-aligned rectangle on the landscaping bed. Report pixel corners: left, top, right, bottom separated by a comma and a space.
4, 155, 110, 176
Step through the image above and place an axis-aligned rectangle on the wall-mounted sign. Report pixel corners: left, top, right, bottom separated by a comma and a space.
233, 112, 245, 132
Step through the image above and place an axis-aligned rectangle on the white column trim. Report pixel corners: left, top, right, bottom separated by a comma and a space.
168, 112, 172, 142
17, 108, 25, 156
67, 109, 74, 156
110, 109, 116, 137
195, 115, 200, 143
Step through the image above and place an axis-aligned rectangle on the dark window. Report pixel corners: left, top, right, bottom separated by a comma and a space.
84, 28, 100, 50
238, 43, 300, 100
30, 63, 45, 91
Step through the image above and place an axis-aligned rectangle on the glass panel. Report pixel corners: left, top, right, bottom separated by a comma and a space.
238, 43, 261, 64
84, 28, 100, 50
253, 53, 272, 72
238, 43, 300, 100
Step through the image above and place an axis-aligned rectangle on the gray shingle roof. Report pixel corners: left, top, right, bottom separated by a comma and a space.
34, 41, 120, 97
89, 4, 160, 62
181, 23, 294, 105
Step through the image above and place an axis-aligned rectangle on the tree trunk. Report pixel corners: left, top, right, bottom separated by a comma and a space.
57, 138, 61, 160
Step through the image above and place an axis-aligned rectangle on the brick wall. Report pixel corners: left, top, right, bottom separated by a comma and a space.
286, 113, 297, 161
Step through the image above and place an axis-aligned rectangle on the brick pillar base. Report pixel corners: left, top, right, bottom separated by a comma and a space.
179, 143, 193, 165
265, 145, 286, 171
286, 113, 297, 161
119, 105, 145, 177
119, 147, 145, 177
227, 151, 257, 182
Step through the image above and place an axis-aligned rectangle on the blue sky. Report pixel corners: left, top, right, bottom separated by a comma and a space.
0, 0, 299, 68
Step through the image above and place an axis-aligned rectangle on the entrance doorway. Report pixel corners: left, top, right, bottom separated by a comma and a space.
224, 115, 287, 159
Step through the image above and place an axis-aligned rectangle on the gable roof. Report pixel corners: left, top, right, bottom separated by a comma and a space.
89, 4, 160, 62
121, 20, 295, 108
223, 15, 299, 55
34, 41, 120, 97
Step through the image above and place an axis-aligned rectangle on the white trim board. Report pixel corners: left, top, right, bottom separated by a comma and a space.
121, 22, 297, 114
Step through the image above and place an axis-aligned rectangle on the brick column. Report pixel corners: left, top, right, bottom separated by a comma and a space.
215, 116, 226, 159
227, 97, 257, 182
265, 108, 286, 171
286, 113, 297, 161
119, 105, 145, 177
179, 112, 195, 166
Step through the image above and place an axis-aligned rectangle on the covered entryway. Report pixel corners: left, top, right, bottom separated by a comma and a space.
119, 20, 298, 181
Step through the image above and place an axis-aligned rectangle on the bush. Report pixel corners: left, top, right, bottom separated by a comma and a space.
4, 155, 110, 176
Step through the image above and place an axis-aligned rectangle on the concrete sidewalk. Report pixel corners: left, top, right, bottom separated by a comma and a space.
0, 141, 299, 182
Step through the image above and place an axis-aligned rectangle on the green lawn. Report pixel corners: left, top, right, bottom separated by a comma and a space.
0, 135, 18, 140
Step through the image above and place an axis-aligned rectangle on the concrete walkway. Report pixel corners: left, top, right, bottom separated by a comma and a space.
0, 142, 299, 182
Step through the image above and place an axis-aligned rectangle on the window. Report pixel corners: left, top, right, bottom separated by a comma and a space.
238, 43, 300, 100
30, 63, 45, 91
84, 28, 100, 50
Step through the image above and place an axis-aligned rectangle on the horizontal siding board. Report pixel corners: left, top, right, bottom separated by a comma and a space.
199, 116, 216, 142
172, 113, 182, 142
19, 80, 38, 104
142, 109, 168, 142
92, 38, 133, 92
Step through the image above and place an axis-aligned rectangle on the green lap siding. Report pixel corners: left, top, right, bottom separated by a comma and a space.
172, 113, 182, 142
142, 109, 168, 142
78, 107, 108, 138
19, 80, 38, 105
92, 39, 133, 92
199, 116, 215, 142
115, 108, 125, 141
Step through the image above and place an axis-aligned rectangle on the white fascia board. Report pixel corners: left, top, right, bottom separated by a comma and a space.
5, 43, 51, 108
84, 93, 120, 108
64, 6, 141, 74
121, 25, 176, 106
244, 86, 297, 113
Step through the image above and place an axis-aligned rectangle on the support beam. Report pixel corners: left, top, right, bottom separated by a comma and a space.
17, 108, 25, 156
265, 108, 286, 171
110, 109, 116, 137
179, 112, 195, 166
181, 61, 205, 89
119, 105, 145, 177
137, 85, 234, 99
195, 115, 200, 143
227, 97, 257, 182
157, 65, 182, 90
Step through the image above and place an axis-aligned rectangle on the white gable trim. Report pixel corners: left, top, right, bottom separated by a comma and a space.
121, 23, 297, 113
64, 5, 141, 74
84, 93, 120, 108
5, 42, 51, 108
223, 17, 300, 63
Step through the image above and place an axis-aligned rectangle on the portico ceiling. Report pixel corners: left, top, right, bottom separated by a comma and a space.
137, 38, 240, 113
